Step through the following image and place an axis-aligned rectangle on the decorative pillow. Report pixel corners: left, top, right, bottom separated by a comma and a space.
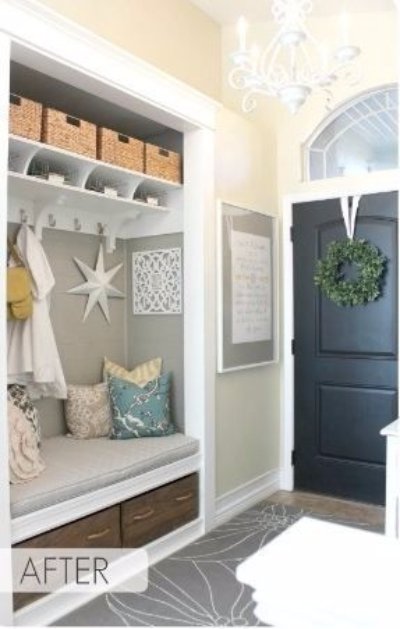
108, 373, 175, 439
8, 400, 45, 484
65, 383, 112, 439
7, 384, 41, 447
103, 356, 162, 388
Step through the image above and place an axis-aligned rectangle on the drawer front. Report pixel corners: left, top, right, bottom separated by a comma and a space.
122, 473, 198, 547
14, 505, 121, 550
13, 505, 121, 610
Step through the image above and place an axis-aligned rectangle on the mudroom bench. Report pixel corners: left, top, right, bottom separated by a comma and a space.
10, 433, 201, 547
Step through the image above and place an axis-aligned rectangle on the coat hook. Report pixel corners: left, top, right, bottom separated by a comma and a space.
74, 218, 82, 232
97, 222, 106, 236
20, 209, 28, 224
48, 213, 57, 228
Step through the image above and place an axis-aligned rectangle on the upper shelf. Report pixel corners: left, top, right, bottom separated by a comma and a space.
8, 134, 183, 250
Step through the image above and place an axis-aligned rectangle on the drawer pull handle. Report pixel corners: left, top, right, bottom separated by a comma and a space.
86, 527, 111, 541
175, 492, 193, 502
132, 508, 155, 521
66, 115, 81, 127
10, 94, 21, 106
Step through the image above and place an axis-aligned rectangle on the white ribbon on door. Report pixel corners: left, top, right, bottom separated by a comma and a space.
340, 195, 361, 240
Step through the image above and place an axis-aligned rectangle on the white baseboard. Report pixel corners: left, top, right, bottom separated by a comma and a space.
215, 468, 282, 528
13, 518, 204, 627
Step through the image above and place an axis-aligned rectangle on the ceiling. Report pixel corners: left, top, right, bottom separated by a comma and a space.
190, 0, 395, 24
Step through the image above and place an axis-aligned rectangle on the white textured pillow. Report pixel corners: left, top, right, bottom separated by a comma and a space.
8, 400, 45, 484
65, 383, 112, 439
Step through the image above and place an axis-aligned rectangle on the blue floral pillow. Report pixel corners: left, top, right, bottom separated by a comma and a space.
108, 373, 175, 439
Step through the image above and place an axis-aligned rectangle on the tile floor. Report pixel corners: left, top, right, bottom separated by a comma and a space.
269, 490, 385, 531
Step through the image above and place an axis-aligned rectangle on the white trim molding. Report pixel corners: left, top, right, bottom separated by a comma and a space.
0, 30, 13, 628
215, 469, 281, 528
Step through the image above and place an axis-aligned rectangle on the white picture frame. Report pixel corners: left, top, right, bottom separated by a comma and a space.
217, 200, 279, 373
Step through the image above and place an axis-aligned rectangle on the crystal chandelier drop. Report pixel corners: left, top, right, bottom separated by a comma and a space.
229, 0, 361, 115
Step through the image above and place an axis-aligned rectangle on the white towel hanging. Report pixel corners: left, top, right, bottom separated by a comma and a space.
7, 224, 67, 399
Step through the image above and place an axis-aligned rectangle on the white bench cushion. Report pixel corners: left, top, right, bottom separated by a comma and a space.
10, 433, 199, 518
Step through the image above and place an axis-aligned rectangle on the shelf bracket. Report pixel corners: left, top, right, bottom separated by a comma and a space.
33, 202, 56, 241
106, 209, 141, 253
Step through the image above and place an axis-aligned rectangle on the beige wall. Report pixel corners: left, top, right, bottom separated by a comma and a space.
40, 0, 221, 100
215, 108, 279, 495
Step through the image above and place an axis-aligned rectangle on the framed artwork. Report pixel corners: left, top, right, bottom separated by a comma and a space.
132, 248, 182, 315
217, 201, 278, 372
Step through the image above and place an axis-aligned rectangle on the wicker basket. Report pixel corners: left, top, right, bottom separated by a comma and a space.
144, 143, 182, 183
42, 107, 96, 159
9, 94, 42, 141
97, 127, 144, 172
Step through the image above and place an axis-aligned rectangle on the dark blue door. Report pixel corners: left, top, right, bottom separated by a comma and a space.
293, 191, 398, 504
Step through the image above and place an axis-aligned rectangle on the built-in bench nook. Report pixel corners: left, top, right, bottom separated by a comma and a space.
2, 4, 217, 624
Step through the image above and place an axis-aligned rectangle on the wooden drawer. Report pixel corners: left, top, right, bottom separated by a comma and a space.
121, 473, 198, 547
14, 504, 121, 550
13, 505, 121, 610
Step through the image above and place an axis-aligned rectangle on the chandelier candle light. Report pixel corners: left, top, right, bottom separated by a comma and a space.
229, 1, 361, 114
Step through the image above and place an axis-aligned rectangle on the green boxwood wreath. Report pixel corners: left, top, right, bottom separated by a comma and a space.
314, 238, 387, 307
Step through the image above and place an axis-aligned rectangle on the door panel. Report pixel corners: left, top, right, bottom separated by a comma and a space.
318, 217, 397, 358
318, 384, 395, 463
293, 191, 398, 504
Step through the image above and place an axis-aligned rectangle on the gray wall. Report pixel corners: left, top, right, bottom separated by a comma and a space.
127, 234, 184, 431
8, 225, 184, 436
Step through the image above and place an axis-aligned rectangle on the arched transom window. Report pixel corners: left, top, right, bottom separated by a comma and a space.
305, 85, 398, 181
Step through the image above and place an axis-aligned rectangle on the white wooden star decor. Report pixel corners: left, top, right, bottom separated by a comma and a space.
68, 244, 125, 323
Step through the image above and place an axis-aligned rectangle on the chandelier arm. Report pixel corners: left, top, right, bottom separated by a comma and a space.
228, 65, 250, 91
260, 39, 286, 87
241, 85, 276, 113
259, 26, 286, 75
298, 41, 319, 85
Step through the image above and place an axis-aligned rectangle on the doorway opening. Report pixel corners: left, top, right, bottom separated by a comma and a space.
282, 178, 399, 506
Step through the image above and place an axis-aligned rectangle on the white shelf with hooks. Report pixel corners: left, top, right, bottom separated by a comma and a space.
8, 134, 183, 251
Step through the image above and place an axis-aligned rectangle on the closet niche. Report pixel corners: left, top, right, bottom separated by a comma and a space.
7, 58, 200, 612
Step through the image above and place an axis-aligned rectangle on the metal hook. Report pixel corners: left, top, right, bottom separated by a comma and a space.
48, 214, 57, 228
74, 218, 82, 232
20, 209, 28, 224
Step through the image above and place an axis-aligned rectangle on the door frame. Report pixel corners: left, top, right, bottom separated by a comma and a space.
281, 172, 400, 491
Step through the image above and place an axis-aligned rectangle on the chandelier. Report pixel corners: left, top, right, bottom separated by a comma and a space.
229, 0, 361, 114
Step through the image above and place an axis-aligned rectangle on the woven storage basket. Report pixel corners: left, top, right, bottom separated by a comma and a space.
42, 107, 96, 159
145, 143, 182, 183
97, 128, 144, 172
9, 94, 42, 141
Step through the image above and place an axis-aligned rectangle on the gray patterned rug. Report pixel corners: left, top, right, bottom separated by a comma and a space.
54, 502, 376, 627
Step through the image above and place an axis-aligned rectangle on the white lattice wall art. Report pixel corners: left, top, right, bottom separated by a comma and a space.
132, 248, 182, 314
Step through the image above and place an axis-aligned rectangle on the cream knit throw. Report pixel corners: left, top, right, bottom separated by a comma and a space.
8, 400, 45, 484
